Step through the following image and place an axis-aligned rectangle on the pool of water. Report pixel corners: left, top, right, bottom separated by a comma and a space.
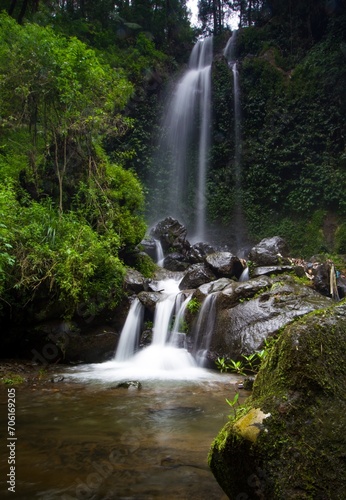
0, 367, 247, 499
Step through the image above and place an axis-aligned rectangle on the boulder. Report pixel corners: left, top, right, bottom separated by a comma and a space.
248, 236, 290, 266
139, 237, 157, 261
209, 303, 346, 499
205, 252, 245, 279
123, 268, 146, 294
163, 253, 190, 272
187, 242, 216, 264
251, 265, 295, 278
202, 275, 331, 361
137, 291, 162, 313
150, 217, 190, 253
179, 263, 216, 290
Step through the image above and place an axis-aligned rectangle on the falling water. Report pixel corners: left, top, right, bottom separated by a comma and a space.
93, 278, 200, 380
193, 293, 218, 367
154, 239, 164, 266
170, 294, 192, 348
158, 37, 213, 241
115, 298, 144, 361
223, 30, 247, 251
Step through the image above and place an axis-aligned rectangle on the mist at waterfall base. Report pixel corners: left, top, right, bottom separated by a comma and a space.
68, 275, 226, 383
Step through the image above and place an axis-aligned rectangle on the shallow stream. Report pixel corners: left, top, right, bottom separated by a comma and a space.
0, 367, 247, 499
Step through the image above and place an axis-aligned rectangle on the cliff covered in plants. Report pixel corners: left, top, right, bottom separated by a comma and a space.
208, 2, 346, 256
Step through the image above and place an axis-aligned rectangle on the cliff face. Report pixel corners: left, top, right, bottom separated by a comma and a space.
209, 302, 346, 499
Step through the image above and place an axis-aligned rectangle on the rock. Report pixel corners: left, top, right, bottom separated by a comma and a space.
205, 275, 331, 361
337, 275, 346, 298
179, 263, 216, 290
123, 268, 146, 294
139, 237, 157, 260
63, 327, 118, 363
194, 278, 235, 300
209, 303, 346, 499
250, 265, 295, 278
248, 236, 290, 266
163, 253, 190, 271
187, 242, 216, 263
116, 381, 142, 390
150, 217, 190, 253
137, 291, 162, 313
205, 252, 245, 279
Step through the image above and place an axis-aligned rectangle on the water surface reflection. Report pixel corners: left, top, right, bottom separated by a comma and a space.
0, 371, 247, 499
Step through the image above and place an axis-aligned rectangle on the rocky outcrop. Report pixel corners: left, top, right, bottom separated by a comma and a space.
179, 263, 216, 290
150, 217, 190, 254
205, 252, 245, 279
248, 236, 290, 266
209, 303, 346, 499
123, 268, 147, 294
192, 275, 331, 361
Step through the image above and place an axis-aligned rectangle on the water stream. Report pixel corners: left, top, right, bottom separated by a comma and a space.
157, 37, 213, 241
0, 377, 246, 499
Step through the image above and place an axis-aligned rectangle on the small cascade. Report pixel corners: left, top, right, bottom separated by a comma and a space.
154, 239, 164, 267
109, 278, 199, 379
193, 293, 218, 367
170, 295, 192, 348
239, 267, 249, 282
114, 298, 144, 362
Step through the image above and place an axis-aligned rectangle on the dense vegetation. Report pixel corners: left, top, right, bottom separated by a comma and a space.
0, 0, 345, 342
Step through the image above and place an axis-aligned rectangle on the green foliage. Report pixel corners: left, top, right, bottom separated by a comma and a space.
216, 338, 277, 376
0, 13, 149, 325
186, 297, 201, 314
1, 374, 25, 385
130, 253, 157, 279
335, 224, 346, 255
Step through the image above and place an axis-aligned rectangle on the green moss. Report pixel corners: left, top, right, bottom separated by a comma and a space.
209, 303, 346, 498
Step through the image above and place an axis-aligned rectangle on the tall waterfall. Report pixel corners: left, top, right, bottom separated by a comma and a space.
158, 37, 213, 242
224, 31, 247, 251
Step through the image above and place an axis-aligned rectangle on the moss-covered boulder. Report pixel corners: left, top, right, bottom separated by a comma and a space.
209, 302, 346, 499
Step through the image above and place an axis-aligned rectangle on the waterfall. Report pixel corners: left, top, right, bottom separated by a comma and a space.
157, 37, 213, 241
170, 295, 192, 348
154, 239, 164, 267
111, 278, 198, 378
115, 298, 144, 361
193, 293, 218, 367
223, 31, 247, 250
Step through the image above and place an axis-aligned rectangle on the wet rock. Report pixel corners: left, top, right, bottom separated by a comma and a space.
116, 381, 142, 390
205, 252, 245, 279
150, 217, 190, 253
139, 237, 157, 260
209, 303, 346, 499
195, 278, 235, 300
251, 265, 294, 277
123, 268, 146, 294
307, 260, 332, 296
163, 253, 190, 272
187, 242, 216, 263
206, 275, 331, 360
248, 236, 290, 266
179, 263, 216, 290
137, 291, 162, 313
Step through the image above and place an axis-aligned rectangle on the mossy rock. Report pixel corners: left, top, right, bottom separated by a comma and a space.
209, 302, 346, 499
